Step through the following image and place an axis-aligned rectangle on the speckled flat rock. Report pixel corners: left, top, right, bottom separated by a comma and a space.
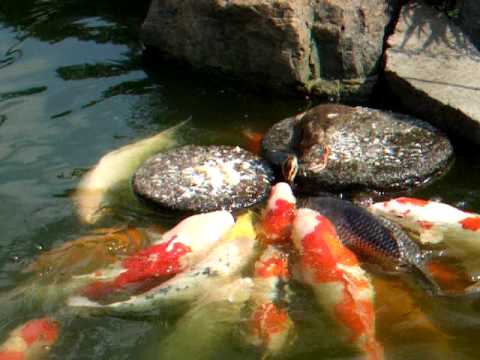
133, 145, 274, 212
261, 104, 453, 194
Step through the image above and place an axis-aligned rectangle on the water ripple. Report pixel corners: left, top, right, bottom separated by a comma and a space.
0, 44, 22, 70
0, 86, 47, 102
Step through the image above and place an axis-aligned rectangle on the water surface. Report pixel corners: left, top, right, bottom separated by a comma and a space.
1, 1, 480, 359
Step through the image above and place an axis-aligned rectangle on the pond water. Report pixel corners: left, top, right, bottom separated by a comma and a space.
1, 1, 480, 359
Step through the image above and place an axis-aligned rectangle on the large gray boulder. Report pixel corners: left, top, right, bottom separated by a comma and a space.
141, 0, 399, 102
385, 2, 480, 145
460, 0, 480, 48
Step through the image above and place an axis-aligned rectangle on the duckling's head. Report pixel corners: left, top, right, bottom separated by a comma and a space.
281, 154, 299, 185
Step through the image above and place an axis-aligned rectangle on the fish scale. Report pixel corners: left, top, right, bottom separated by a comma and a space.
301, 196, 445, 295
301, 197, 410, 267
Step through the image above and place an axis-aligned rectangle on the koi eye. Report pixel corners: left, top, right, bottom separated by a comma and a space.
281, 154, 298, 185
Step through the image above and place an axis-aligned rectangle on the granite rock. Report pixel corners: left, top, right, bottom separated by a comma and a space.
385, 1, 480, 145
141, 0, 399, 102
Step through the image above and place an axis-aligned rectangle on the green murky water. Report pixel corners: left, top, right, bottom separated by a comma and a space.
1, 1, 480, 359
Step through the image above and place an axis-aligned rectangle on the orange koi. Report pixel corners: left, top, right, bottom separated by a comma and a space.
258, 182, 296, 244
0, 318, 59, 360
373, 276, 453, 357
248, 246, 293, 356
242, 129, 264, 155
24, 226, 152, 280
292, 208, 383, 360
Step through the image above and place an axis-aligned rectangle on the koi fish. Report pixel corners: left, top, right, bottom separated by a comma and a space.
292, 208, 383, 360
373, 276, 453, 357
368, 197, 480, 247
67, 212, 258, 314
0, 318, 59, 360
24, 226, 153, 280
300, 197, 446, 291
247, 245, 294, 357
73, 119, 189, 224
258, 182, 296, 244
242, 129, 264, 155
369, 197, 480, 284
71, 210, 234, 302
147, 277, 253, 360
0, 211, 233, 325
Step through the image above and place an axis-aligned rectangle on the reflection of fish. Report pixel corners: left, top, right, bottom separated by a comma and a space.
258, 182, 296, 244
369, 197, 480, 284
71, 211, 234, 302
0, 318, 59, 360
73, 120, 189, 224
292, 208, 383, 360
247, 245, 293, 357
68, 212, 257, 314
149, 277, 252, 360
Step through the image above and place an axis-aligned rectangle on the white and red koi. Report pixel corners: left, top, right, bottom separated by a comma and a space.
68, 212, 257, 314
73, 210, 234, 301
369, 197, 480, 280
292, 208, 383, 360
258, 182, 296, 244
0, 318, 59, 360
0, 227, 159, 326
247, 245, 294, 356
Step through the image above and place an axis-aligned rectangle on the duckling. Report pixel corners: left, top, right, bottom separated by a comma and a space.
282, 104, 350, 184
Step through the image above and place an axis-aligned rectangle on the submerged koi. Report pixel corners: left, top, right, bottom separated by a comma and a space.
258, 182, 296, 244
247, 245, 293, 356
74, 119, 189, 224
0, 318, 59, 360
149, 277, 253, 360
74, 210, 234, 301
24, 226, 152, 280
0, 225, 164, 328
242, 129, 264, 155
369, 197, 480, 283
292, 208, 383, 360
68, 212, 257, 313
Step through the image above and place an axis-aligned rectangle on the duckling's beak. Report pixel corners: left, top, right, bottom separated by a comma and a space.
281, 154, 298, 185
